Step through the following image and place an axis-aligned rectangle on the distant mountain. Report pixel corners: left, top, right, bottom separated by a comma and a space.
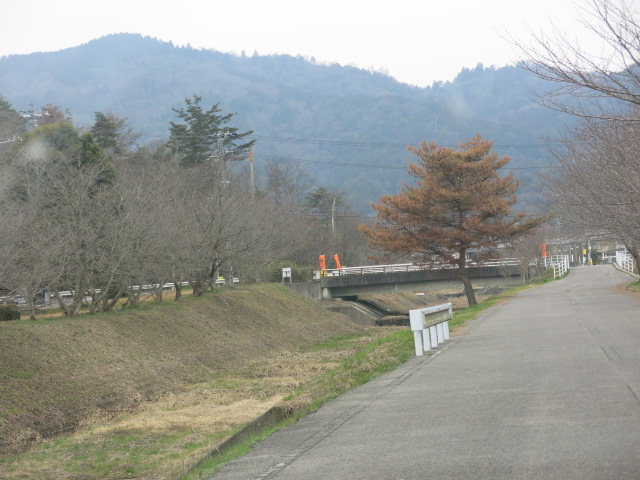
0, 33, 573, 211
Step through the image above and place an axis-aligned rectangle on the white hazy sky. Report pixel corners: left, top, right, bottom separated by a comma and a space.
0, 0, 626, 86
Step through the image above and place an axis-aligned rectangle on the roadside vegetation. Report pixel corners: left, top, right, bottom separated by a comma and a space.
0, 97, 368, 320
0, 282, 531, 479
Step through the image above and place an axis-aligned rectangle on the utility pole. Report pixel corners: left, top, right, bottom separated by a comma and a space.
249, 149, 255, 198
331, 196, 336, 235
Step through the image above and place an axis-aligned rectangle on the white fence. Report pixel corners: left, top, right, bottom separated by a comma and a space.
542, 255, 570, 278
320, 258, 522, 277
409, 303, 452, 356
615, 251, 635, 274
3, 278, 239, 308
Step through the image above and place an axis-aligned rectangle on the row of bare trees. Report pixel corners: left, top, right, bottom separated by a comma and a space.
547, 119, 640, 263
514, 0, 640, 267
0, 99, 368, 318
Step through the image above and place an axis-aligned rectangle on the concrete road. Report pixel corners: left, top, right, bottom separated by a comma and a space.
210, 265, 640, 479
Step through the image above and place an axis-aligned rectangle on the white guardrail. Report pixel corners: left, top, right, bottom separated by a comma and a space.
321, 259, 522, 277
36, 277, 240, 303
409, 302, 452, 356
542, 255, 570, 279
616, 251, 635, 274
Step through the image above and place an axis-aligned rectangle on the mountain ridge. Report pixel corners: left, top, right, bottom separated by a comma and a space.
0, 33, 570, 210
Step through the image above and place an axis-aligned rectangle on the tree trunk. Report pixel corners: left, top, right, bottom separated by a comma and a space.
458, 248, 477, 306
125, 284, 142, 307
25, 287, 37, 320
103, 283, 127, 312
460, 273, 477, 306
192, 279, 207, 296
88, 289, 98, 314
52, 289, 72, 316
174, 281, 182, 301
151, 285, 163, 303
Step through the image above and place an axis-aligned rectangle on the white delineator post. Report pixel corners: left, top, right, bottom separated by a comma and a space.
409, 303, 453, 356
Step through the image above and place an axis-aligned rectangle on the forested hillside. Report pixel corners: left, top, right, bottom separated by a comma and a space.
0, 33, 572, 211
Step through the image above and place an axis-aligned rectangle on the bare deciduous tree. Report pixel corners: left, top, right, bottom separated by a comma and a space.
513, 0, 640, 121
513, 0, 640, 267
0, 161, 63, 318
546, 117, 640, 265
501, 226, 551, 285
264, 159, 313, 207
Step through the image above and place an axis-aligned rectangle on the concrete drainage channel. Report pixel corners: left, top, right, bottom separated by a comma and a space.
323, 299, 409, 326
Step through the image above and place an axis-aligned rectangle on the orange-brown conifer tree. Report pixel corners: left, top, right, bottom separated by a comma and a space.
360, 134, 543, 305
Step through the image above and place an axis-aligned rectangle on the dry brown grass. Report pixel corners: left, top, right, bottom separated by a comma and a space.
0, 283, 462, 479
0, 319, 398, 479
0, 284, 366, 456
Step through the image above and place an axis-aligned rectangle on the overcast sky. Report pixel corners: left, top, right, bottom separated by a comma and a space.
0, 0, 629, 86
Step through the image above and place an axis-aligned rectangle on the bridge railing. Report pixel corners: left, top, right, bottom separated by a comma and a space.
615, 251, 635, 274
409, 303, 453, 356
542, 255, 570, 278
320, 258, 522, 277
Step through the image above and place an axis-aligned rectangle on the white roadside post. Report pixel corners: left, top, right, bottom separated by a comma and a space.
430, 324, 438, 348
436, 322, 445, 344
409, 310, 426, 356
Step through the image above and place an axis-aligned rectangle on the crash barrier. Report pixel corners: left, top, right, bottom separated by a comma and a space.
409, 302, 452, 356
543, 255, 570, 278
616, 251, 635, 275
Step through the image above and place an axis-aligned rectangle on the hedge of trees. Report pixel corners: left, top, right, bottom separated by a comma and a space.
0, 95, 368, 318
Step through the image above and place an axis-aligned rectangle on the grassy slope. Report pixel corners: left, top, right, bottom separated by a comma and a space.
0, 281, 554, 478
0, 284, 364, 454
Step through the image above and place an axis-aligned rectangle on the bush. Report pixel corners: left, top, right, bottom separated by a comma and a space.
0, 305, 20, 321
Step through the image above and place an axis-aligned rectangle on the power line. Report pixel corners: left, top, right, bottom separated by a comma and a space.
1, 113, 557, 171
156, 132, 551, 150
248, 134, 550, 150
114, 129, 552, 151
251, 153, 557, 171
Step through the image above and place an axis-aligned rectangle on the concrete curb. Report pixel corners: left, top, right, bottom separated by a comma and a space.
188, 405, 294, 474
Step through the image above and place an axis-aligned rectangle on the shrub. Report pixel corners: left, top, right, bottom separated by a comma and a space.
0, 305, 20, 321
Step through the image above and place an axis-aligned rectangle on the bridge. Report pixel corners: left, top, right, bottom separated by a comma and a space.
289, 259, 542, 300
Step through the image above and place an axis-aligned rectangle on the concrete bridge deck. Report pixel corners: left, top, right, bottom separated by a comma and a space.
319, 264, 523, 297
289, 262, 528, 300
211, 265, 640, 479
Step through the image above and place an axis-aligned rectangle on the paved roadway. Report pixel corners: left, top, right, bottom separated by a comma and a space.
210, 265, 640, 479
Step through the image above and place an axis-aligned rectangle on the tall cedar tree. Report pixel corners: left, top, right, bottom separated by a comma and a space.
167, 94, 254, 167
91, 111, 140, 156
360, 134, 543, 305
